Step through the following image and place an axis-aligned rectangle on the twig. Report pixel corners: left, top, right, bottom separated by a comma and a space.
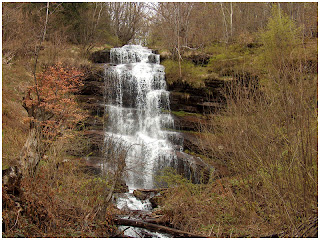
9, 207, 22, 231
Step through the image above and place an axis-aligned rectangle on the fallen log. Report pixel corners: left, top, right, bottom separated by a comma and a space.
135, 188, 168, 193
114, 218, 207, 238
143, 216, 166, 224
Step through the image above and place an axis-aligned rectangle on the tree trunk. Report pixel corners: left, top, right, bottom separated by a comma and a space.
176, 4, 182, 78
220, 3, 229, 43
19, 128, 41, 175
230, 2, 233, 38
114, 218, 207, 238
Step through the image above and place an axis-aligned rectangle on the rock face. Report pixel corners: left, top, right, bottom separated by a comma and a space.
171, 114, 209, 132
168, 78, 226, 115
81, 157, 103, 175
180, 132, 204, 154
79, 66, 105, 157
114, 179, 129, 193
174, 151, 213, 184
83, 130, 105, 157
167, 75, 221, 155
186, 53, 211, 66
89, 50, 111, 63
75, 65, 106, 173
167, 69, 260, 180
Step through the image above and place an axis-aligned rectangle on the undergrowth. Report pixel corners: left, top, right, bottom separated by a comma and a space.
156, 7, 318, 238
2, 40, 92, 169
2, 39, 120, 237
3, 134, 121, 238
156, 168, 272, 237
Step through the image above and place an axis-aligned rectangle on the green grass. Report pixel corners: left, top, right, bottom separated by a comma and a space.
205, 42, 259, 77
162, 59, 207, 88
171, 110, 203, 118
161, 42, 261, 88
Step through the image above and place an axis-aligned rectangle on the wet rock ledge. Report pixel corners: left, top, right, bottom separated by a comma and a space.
73, 65, 107, 173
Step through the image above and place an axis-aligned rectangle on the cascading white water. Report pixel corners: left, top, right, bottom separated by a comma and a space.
104, 45, 182, 194
102, 45, 211, 238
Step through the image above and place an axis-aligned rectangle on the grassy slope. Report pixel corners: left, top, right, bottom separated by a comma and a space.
2, 61, 32, 168
155, 38, 318, 237
161, 41, 260, 89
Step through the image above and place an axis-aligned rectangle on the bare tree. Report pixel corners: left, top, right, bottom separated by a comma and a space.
20, 2, 50, 176
154, 3, 194, 76
106, 2, 146, 46
220, 2, 234, 43
79, 2, 105, 54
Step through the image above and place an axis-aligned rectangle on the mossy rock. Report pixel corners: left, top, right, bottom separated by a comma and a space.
133, 189, 149, 200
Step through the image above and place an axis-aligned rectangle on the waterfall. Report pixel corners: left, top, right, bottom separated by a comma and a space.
102, 45, 210, 237
104, 45, 182, 191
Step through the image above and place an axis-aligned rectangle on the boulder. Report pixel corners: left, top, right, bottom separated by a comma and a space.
131, 189, 164, 208
2, 166, 22, 195
133, 189, 151, 200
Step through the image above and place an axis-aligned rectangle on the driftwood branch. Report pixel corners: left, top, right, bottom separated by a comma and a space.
114, 218, 207, 238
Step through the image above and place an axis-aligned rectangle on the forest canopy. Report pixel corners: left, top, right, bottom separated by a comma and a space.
2, 2, 318, 58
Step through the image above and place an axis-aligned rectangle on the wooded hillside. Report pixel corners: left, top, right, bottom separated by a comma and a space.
2, 2, 318, 238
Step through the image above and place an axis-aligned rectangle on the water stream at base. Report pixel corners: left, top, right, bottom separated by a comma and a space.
103, 45, 183, 237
